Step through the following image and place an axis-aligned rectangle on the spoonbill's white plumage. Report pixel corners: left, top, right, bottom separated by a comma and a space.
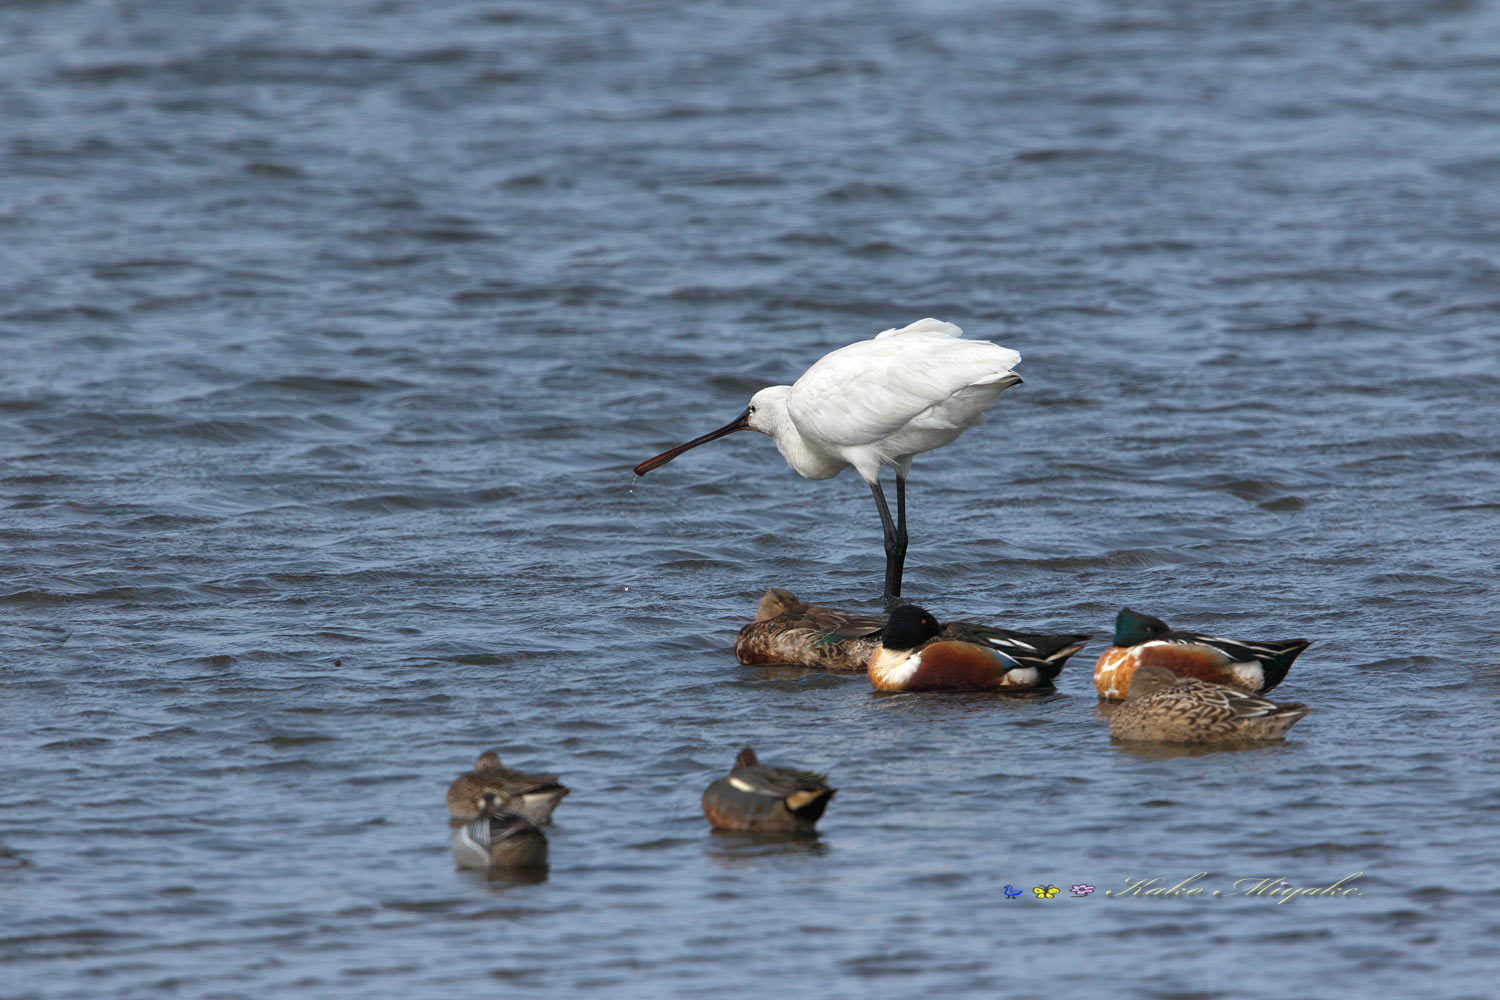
634, 318, 1022, 601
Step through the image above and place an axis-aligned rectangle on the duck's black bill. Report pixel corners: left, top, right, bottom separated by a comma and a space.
634, 409, 750, 476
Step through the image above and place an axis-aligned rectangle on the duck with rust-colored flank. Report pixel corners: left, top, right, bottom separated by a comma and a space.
451, 791, 549, 871
1109, 665, 1311, 743
446, 751, 570, 824
1093, 608, 1312, 701
734, 588, 886, 672
701, 747, 835, 833
868, 604, 1090, 692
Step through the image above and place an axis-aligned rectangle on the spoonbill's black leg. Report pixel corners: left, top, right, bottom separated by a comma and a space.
869, 480, 906, 604
895, 472, 909, 574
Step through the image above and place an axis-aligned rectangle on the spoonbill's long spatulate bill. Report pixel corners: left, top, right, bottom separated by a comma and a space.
634, 410, 749, 476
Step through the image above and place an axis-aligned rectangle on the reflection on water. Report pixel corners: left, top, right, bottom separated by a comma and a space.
1108, 739, 1295, 762
866, 689, 1066, 715
469, 867, 551, 889
704, 829, 831, 866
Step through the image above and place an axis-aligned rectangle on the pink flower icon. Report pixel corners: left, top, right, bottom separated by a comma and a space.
1071, 884, 1095, 896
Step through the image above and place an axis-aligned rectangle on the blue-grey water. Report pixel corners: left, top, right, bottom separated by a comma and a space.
3, 1, 1499, 997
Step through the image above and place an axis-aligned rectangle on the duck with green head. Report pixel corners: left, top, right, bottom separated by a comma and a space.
1094, 608, 1311, 701
868, 604, 1090, 692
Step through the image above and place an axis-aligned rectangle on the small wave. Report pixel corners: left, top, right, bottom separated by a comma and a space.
331, 492, 475, 513
254, 733, 337, 748
243, 161, 306, 179
352, 225, 494, 244
815, 181, 912, 203
40, 737, 112, 750
245, 374, 416, 397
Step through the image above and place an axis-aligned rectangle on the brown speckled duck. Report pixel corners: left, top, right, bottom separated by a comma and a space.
734, 589, 886, 672
446, 751, 570, 824
701, 747, 835, 833
1094, 608, 1311, 700
1109, 665, 1311, 744
450, 793, 549, 871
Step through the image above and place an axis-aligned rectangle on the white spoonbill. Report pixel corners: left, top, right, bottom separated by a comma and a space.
633, 318, 1022, 602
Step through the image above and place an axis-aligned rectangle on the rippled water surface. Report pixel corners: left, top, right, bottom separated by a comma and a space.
4, 1, 1499, 997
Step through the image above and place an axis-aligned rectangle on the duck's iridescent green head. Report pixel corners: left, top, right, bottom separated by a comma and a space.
1114, 608, 1171, 647
882, 604, 942, 652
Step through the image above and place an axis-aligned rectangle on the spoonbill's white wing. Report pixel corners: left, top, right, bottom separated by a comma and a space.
874, 317, 964, 340
787, 322, 1021, 449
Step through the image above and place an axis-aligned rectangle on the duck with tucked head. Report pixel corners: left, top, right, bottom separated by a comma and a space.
868, 604, 1090, 692
734, 588, 887, 673
1094, 608, 1312, 701
446, 751, 570, 825
701, 747, 836, 833
1109, 665, 1311, 743
450, 791, 549, 871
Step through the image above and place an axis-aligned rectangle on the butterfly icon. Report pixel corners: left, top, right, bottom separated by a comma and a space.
1003, 885, 1022, 898
1033, 884, 1059, 899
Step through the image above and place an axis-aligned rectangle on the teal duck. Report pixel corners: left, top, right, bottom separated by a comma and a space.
451, 793, 549, 871
446, 751, 569, 824
701, 747, 835, 833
